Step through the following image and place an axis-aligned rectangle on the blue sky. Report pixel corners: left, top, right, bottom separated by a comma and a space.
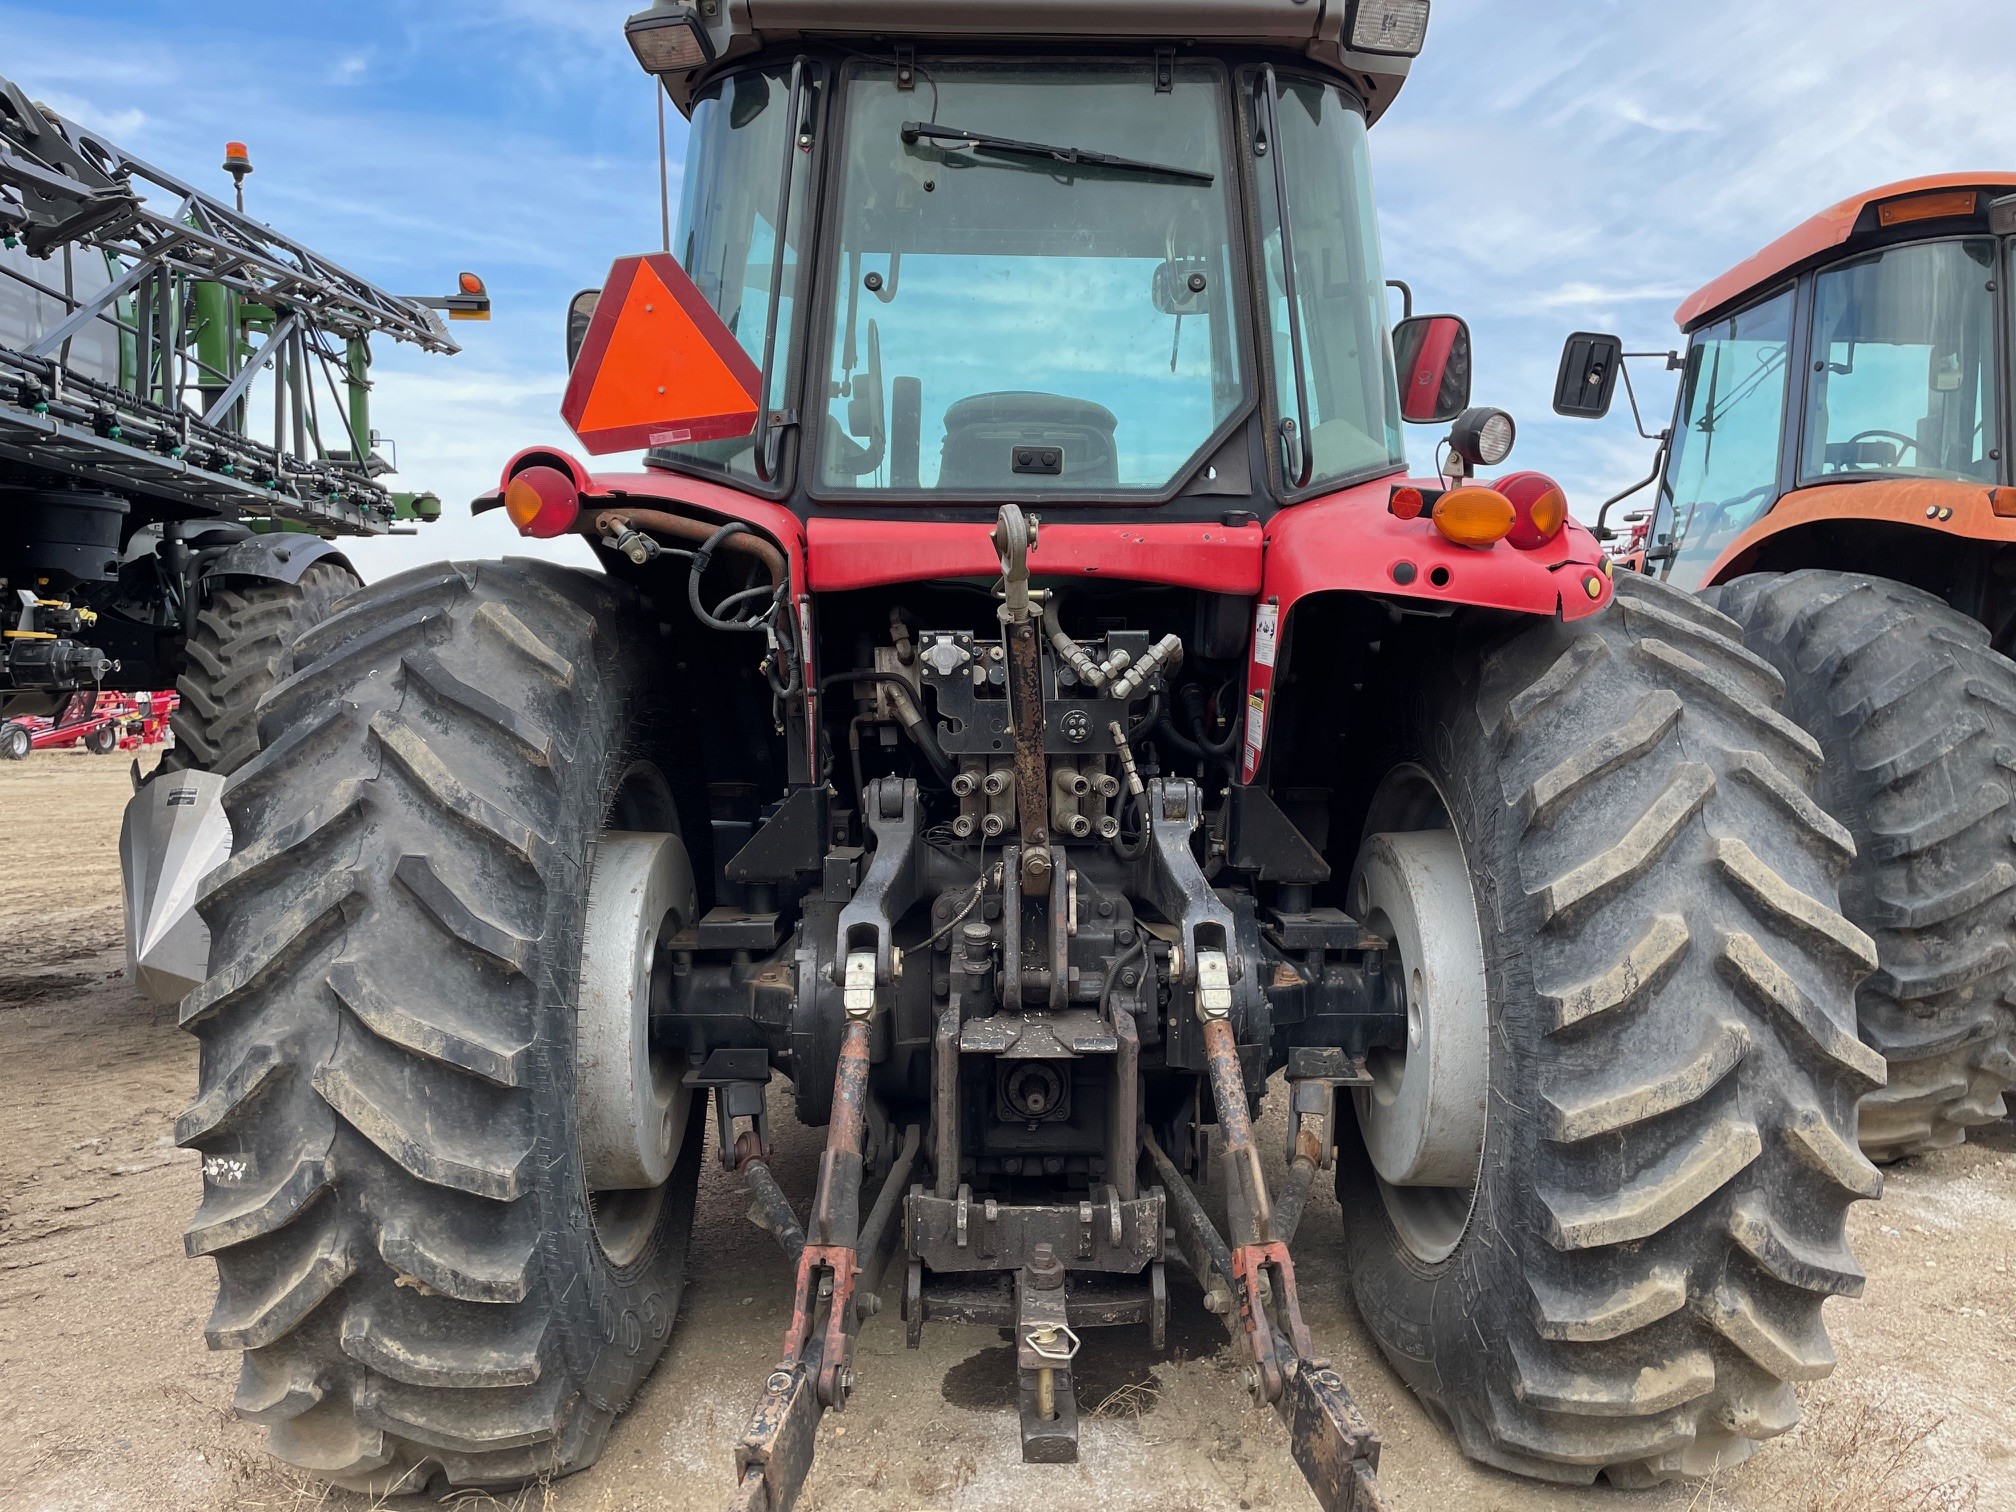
5, 0, 2012, 578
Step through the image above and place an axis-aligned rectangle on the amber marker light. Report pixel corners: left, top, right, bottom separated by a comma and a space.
1876, 189, 1979, 227
503, 465, 581, 538
1431, 486, 1517, 548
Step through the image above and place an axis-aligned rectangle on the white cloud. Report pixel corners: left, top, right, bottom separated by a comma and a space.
1380, 0, 2016, 507
22, 87, 146, 139
1519, 282, 1693, 314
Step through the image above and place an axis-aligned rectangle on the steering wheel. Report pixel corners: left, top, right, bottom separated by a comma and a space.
1674, 482, 1776, 554
1707, 482, 1776, 520
1846, 429, 1920, 459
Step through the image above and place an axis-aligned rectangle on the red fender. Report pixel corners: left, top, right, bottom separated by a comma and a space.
1241, 475, 1614, 778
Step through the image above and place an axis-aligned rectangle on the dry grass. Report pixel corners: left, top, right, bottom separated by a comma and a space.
1732, 1389, 1981, 1512
1087, 1379, 1163, 1423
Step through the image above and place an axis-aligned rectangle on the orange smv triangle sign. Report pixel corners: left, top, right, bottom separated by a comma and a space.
561, 253, 763, 455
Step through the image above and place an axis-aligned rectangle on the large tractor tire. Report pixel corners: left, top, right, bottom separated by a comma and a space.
1338, 572, 1880, 1486
1711, 571, 2016, 1161
162, 561, 361, 776
178, 559, 705, 1494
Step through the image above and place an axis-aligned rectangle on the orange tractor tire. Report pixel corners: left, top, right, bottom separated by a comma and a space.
1712, 570, 2016, 1160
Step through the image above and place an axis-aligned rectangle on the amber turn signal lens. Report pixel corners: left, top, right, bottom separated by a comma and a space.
1876, 189, 1978, 227
1431, 486, 1516, 548
503, 465, 581, 539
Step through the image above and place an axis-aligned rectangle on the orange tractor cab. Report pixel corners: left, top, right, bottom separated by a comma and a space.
1561, 176, 2016, 1161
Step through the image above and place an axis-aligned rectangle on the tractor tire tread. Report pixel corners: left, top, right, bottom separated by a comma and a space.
163, 562, 362, 777
1345, 570, 1874, 1487
1712, 570, 2016, 1159
181, 558, 699, 1494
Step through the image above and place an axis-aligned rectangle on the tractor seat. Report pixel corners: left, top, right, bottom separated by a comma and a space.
938, 391, 1119, 490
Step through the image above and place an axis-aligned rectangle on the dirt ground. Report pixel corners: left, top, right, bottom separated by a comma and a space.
0, 753, 2010, 1512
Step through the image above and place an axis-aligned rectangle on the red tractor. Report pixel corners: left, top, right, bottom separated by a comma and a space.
1562, 175, 2016, 1162
181, 5, 1877, 1508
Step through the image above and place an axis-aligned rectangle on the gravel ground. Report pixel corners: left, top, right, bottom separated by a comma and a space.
0, 753, 2008, 1512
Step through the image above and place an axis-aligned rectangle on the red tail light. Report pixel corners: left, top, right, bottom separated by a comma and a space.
1496, 470, 1570, 550
503, 465, 581, 539
1388, 485, 1429, 521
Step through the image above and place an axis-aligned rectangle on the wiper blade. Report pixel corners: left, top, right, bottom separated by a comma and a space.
900, 121, 1214, 186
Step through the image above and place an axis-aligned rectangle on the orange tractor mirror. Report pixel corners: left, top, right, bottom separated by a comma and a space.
1553, 331, 1622, 419
560, 252, 762, 453
1392, 312, 1471, 423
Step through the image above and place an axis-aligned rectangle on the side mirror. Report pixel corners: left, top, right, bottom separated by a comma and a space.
1554, 331, 1622, 419
566, 288, 602, 370
1392, 314, 1471, 424
1152, 258, 1213, 317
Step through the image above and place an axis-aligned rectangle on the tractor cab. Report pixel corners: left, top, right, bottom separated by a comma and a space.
562, 0, 1464, 517
1561, 176, 2016, 603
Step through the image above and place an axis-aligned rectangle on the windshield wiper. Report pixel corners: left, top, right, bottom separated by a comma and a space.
900, 121, 1214, 185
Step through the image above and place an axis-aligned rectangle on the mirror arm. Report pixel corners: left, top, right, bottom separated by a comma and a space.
753, 57, 809, 486
874, 251, 902, 304
1615, 358, 1665, 442
1591, 433, 1669, 542
1386, 278, 1413, 320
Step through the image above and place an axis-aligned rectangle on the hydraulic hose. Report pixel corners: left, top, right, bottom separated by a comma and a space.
585, 506, 785, 587
1182, 683, 1242, 756
689, 522, 771, 634
819, 669, 956, 788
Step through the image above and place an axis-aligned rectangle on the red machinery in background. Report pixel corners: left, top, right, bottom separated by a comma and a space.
0, 689, 177, 759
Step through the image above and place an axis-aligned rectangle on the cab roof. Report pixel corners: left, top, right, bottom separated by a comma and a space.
671, 0, 1419, 122
1674, 172, 2016, 332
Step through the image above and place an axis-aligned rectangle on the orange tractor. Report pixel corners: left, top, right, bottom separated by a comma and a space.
1562, 175, 2016, 1161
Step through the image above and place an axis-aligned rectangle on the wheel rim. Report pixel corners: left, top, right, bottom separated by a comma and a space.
1350, 766, 1490, 1264
578, 770, 696, 1270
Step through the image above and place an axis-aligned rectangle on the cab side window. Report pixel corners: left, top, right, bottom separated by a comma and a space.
1656, 287, 1793, 590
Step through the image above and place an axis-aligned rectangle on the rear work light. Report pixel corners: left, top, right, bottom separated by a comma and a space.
1449, 406, 1516, 469
1496, 471, 1570, 550
1350, 0, 1432, 57
1432, 486, 1516, 548
503, 465, 581, 539
625, 2, 714, 76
